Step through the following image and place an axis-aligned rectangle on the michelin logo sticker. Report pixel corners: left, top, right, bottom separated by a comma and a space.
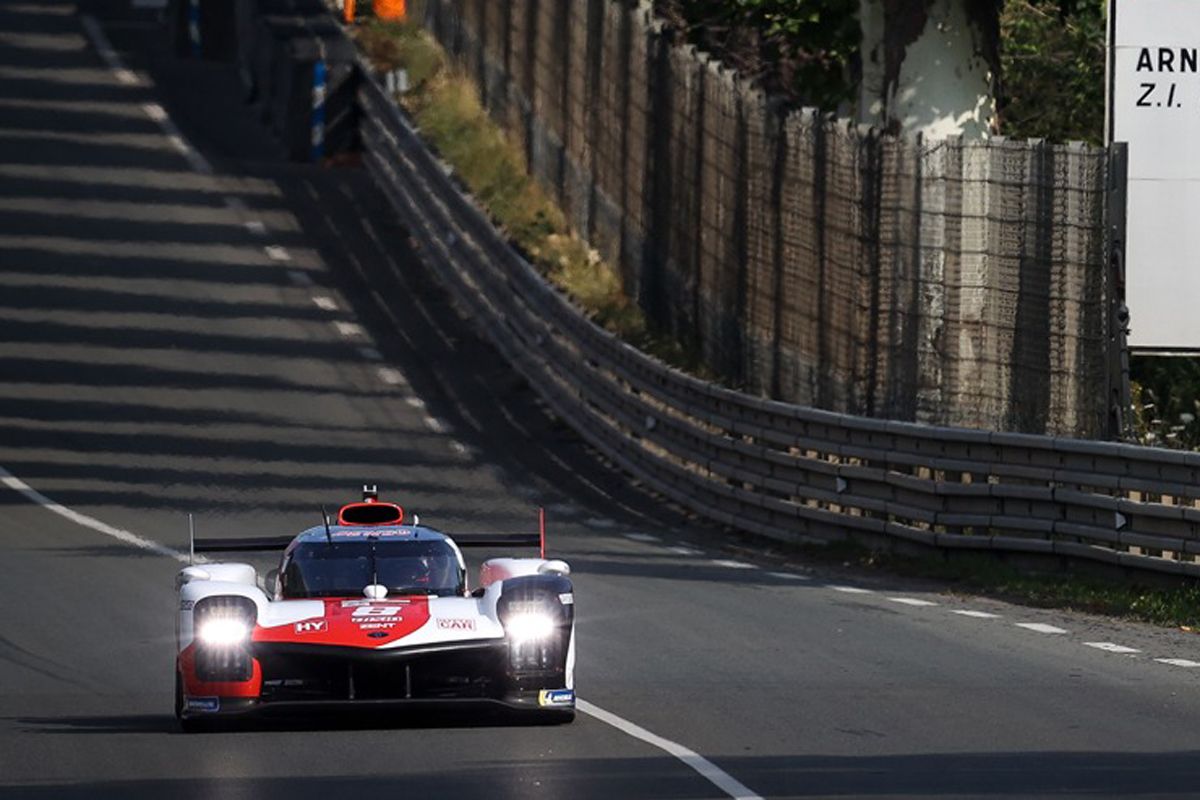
538, 689, 575, 707
186, 696, 220, 713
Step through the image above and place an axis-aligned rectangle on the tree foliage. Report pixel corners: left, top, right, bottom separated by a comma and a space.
998, 0, 1106, 143
653, 0, 861, 110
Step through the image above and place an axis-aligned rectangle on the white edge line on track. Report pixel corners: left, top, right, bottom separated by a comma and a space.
81, 15, 212, 177
577, 700, 763, 800
1083, 642, 1140, 654
1155, 658, 1200, 668
766, 571, 809, 581
0, 467, 188, 563
1015, 622, 1068, 635
79, 15, 138, 86
886, 597, 938, 607
951, 610, 1002, 619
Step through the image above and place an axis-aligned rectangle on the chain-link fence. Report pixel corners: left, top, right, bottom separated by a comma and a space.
412, 0, 1115, 438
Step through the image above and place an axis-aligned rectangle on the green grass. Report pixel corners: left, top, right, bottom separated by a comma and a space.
793, 539, 1200, 630
352, 19, 710, 377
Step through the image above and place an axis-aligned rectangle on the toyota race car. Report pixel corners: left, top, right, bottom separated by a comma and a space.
175, 488, 576, 730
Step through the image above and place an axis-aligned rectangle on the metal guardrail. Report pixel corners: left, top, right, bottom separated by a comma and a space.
355, 74, 1200, 581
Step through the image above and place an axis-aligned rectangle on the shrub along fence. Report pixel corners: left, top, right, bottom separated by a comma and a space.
407, 0, 1126, 441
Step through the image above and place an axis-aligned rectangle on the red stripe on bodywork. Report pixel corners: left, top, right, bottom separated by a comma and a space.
252, 597, 431, 648
178, 643, 262, 697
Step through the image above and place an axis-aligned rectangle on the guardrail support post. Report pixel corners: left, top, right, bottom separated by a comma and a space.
1105, 143, 1130, 441
312, 58, 327, 163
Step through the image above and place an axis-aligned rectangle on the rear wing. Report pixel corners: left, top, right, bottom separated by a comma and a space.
451, 533, 541, 548
185, 508, 549, 562
192, 536, 295, 553
453, 509, 547, 557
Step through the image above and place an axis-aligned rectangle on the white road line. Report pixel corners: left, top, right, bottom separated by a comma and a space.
711, 559, 756, 570
358, 346, 383, 361
828, 585, 872, 594
766, 571, 810, 581
404, 396, 426, 409
624, 533, 661, 543
224, 197, 247, 213
449, 441, 469, 456
155, 117, 213, 175
1015, 623, 1068, 635
1155, 658, 1200, 668
585, 517, 617, 529
0, 466, 188, 563
1084, 642, 1141, 654
423, 416, 448, 434
377, 368, 406, 386
265, 245, 291, 262
577, 700, 763, 800
245, 220, 268, 237
669, 546, 704, 557
886, 597, 938, 607
80, 15, 140, 86
951, 610, 1002, 619
333, 321, 366, 338
312, 296, 338, 311
82, 16, 212, 177
287, 270, 314, 287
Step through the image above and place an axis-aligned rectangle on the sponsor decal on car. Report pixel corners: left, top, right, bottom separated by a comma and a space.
186, 696, 220, 713
180, 599, 195, 611
341, 599, 410, 608
352, 606, 404, 618
538, 689, 575, 707
436, 618, 476, 631
558, 593, 574, 605
294, 619, 327, 634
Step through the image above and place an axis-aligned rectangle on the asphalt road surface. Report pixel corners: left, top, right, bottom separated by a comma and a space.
2, 2, 1200, 798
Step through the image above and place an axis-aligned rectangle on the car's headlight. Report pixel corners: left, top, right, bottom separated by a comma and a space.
504, 612, 555, 643
197, 618, 251, 647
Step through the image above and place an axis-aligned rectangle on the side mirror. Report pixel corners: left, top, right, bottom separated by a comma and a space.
264, 569, 280, 598
538, 560, 571, 576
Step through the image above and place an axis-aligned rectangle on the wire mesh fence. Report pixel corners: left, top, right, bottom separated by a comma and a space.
413, 0, 1114, 438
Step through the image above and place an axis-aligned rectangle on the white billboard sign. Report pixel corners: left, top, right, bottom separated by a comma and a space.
1110, 0, 1200, 350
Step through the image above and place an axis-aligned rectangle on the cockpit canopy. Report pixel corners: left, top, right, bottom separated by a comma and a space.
280, 538, 464, 598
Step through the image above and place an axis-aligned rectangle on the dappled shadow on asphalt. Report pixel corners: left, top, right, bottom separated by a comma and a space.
15, 704, 564, 735
4, 749, 1200, 798
0, 0, 710, 542
0, 0, 708, 544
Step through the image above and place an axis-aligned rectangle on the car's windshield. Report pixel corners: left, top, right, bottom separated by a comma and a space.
281, 539, 462, 598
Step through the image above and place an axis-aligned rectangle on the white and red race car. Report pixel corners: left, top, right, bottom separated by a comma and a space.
175, 488, 575, 730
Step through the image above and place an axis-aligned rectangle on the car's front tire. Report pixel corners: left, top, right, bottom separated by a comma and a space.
175, 667, 210, 733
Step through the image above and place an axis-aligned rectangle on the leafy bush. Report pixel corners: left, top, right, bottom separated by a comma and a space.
998, 0, 1106, 143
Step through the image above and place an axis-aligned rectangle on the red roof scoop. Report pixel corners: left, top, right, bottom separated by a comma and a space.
337, 485, 404, 525
338, 502, 404, 526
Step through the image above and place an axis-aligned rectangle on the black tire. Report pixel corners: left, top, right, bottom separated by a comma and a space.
175, 668, 208, 733
536, 708, 576, 725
